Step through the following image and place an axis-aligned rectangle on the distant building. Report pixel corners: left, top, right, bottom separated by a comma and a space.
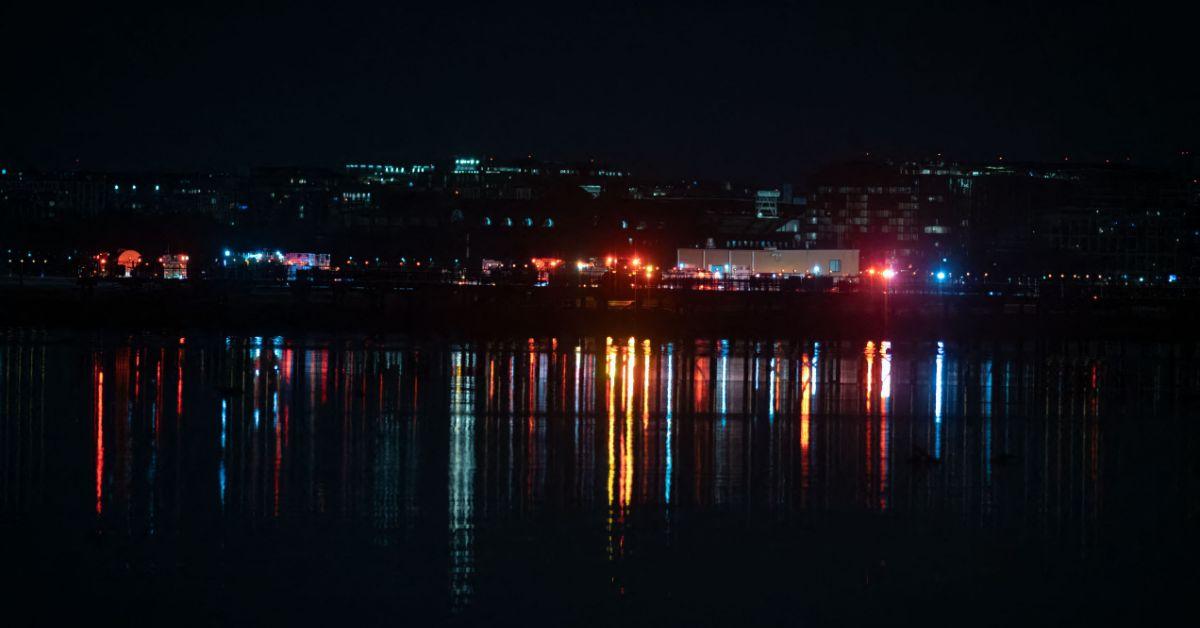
755, 189, 781, 218
250, 167, 343, 225
967, 162, 1188, 278
283, 252, 330, 269
116, 249, 142, 278
676, 248, 859, 277
344, 163, 438, 190
804, 161, 927, 265
282, 252, 330, 279
159, 253, 188, 280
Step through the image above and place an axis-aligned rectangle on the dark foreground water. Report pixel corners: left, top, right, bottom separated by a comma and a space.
1, 330, 1197, 626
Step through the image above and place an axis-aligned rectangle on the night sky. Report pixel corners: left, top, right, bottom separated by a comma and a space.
3, 1, 1196, 181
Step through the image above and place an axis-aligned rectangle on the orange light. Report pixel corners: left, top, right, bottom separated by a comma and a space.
605, 256, 616, 267
866, 268, 876, 276
631, 257, 642, 268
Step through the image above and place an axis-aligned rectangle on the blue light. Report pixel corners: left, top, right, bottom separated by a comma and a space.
1168, 274, 1178, 283
223, 249, 231, 257
936, 271, 947, 281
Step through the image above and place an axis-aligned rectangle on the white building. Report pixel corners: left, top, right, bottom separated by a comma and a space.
676, 248, 859, 277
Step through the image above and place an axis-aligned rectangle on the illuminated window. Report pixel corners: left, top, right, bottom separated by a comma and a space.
829, 259, 841, 273
453, 158, 480, 175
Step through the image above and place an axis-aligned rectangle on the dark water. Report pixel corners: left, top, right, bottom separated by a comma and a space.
1, 331, 1197, 626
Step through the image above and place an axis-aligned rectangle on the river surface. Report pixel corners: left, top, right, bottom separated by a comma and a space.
1, 330, 1197, 626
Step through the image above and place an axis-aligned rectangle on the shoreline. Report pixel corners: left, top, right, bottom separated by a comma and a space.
3, 277, 1196, 340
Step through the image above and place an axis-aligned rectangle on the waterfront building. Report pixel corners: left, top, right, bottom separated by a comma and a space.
159, 253, 189, 280
676, 248, 859, 277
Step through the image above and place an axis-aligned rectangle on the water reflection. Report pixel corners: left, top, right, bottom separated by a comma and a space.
2, 331, 1193, 620
449, 349, 475, 612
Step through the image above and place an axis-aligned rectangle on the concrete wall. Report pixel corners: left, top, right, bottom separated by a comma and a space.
677, 248, 860, 276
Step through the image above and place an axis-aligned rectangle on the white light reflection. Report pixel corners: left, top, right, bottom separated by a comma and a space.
219, 398, 227, 508
934, 341, 945, 460
811, 342, 820, 400
768, 357, 776, 422
574, 345, 582, 449
449, 350, 476, 613
880, 341, 892, 401
983, 358, 994, 483
574, 345, 581, 416
879, 341, 891, 510
665, 343, 674, 505
718, 340, 729, 418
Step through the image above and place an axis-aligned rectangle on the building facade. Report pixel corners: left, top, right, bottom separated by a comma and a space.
677, 248, 859, 277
